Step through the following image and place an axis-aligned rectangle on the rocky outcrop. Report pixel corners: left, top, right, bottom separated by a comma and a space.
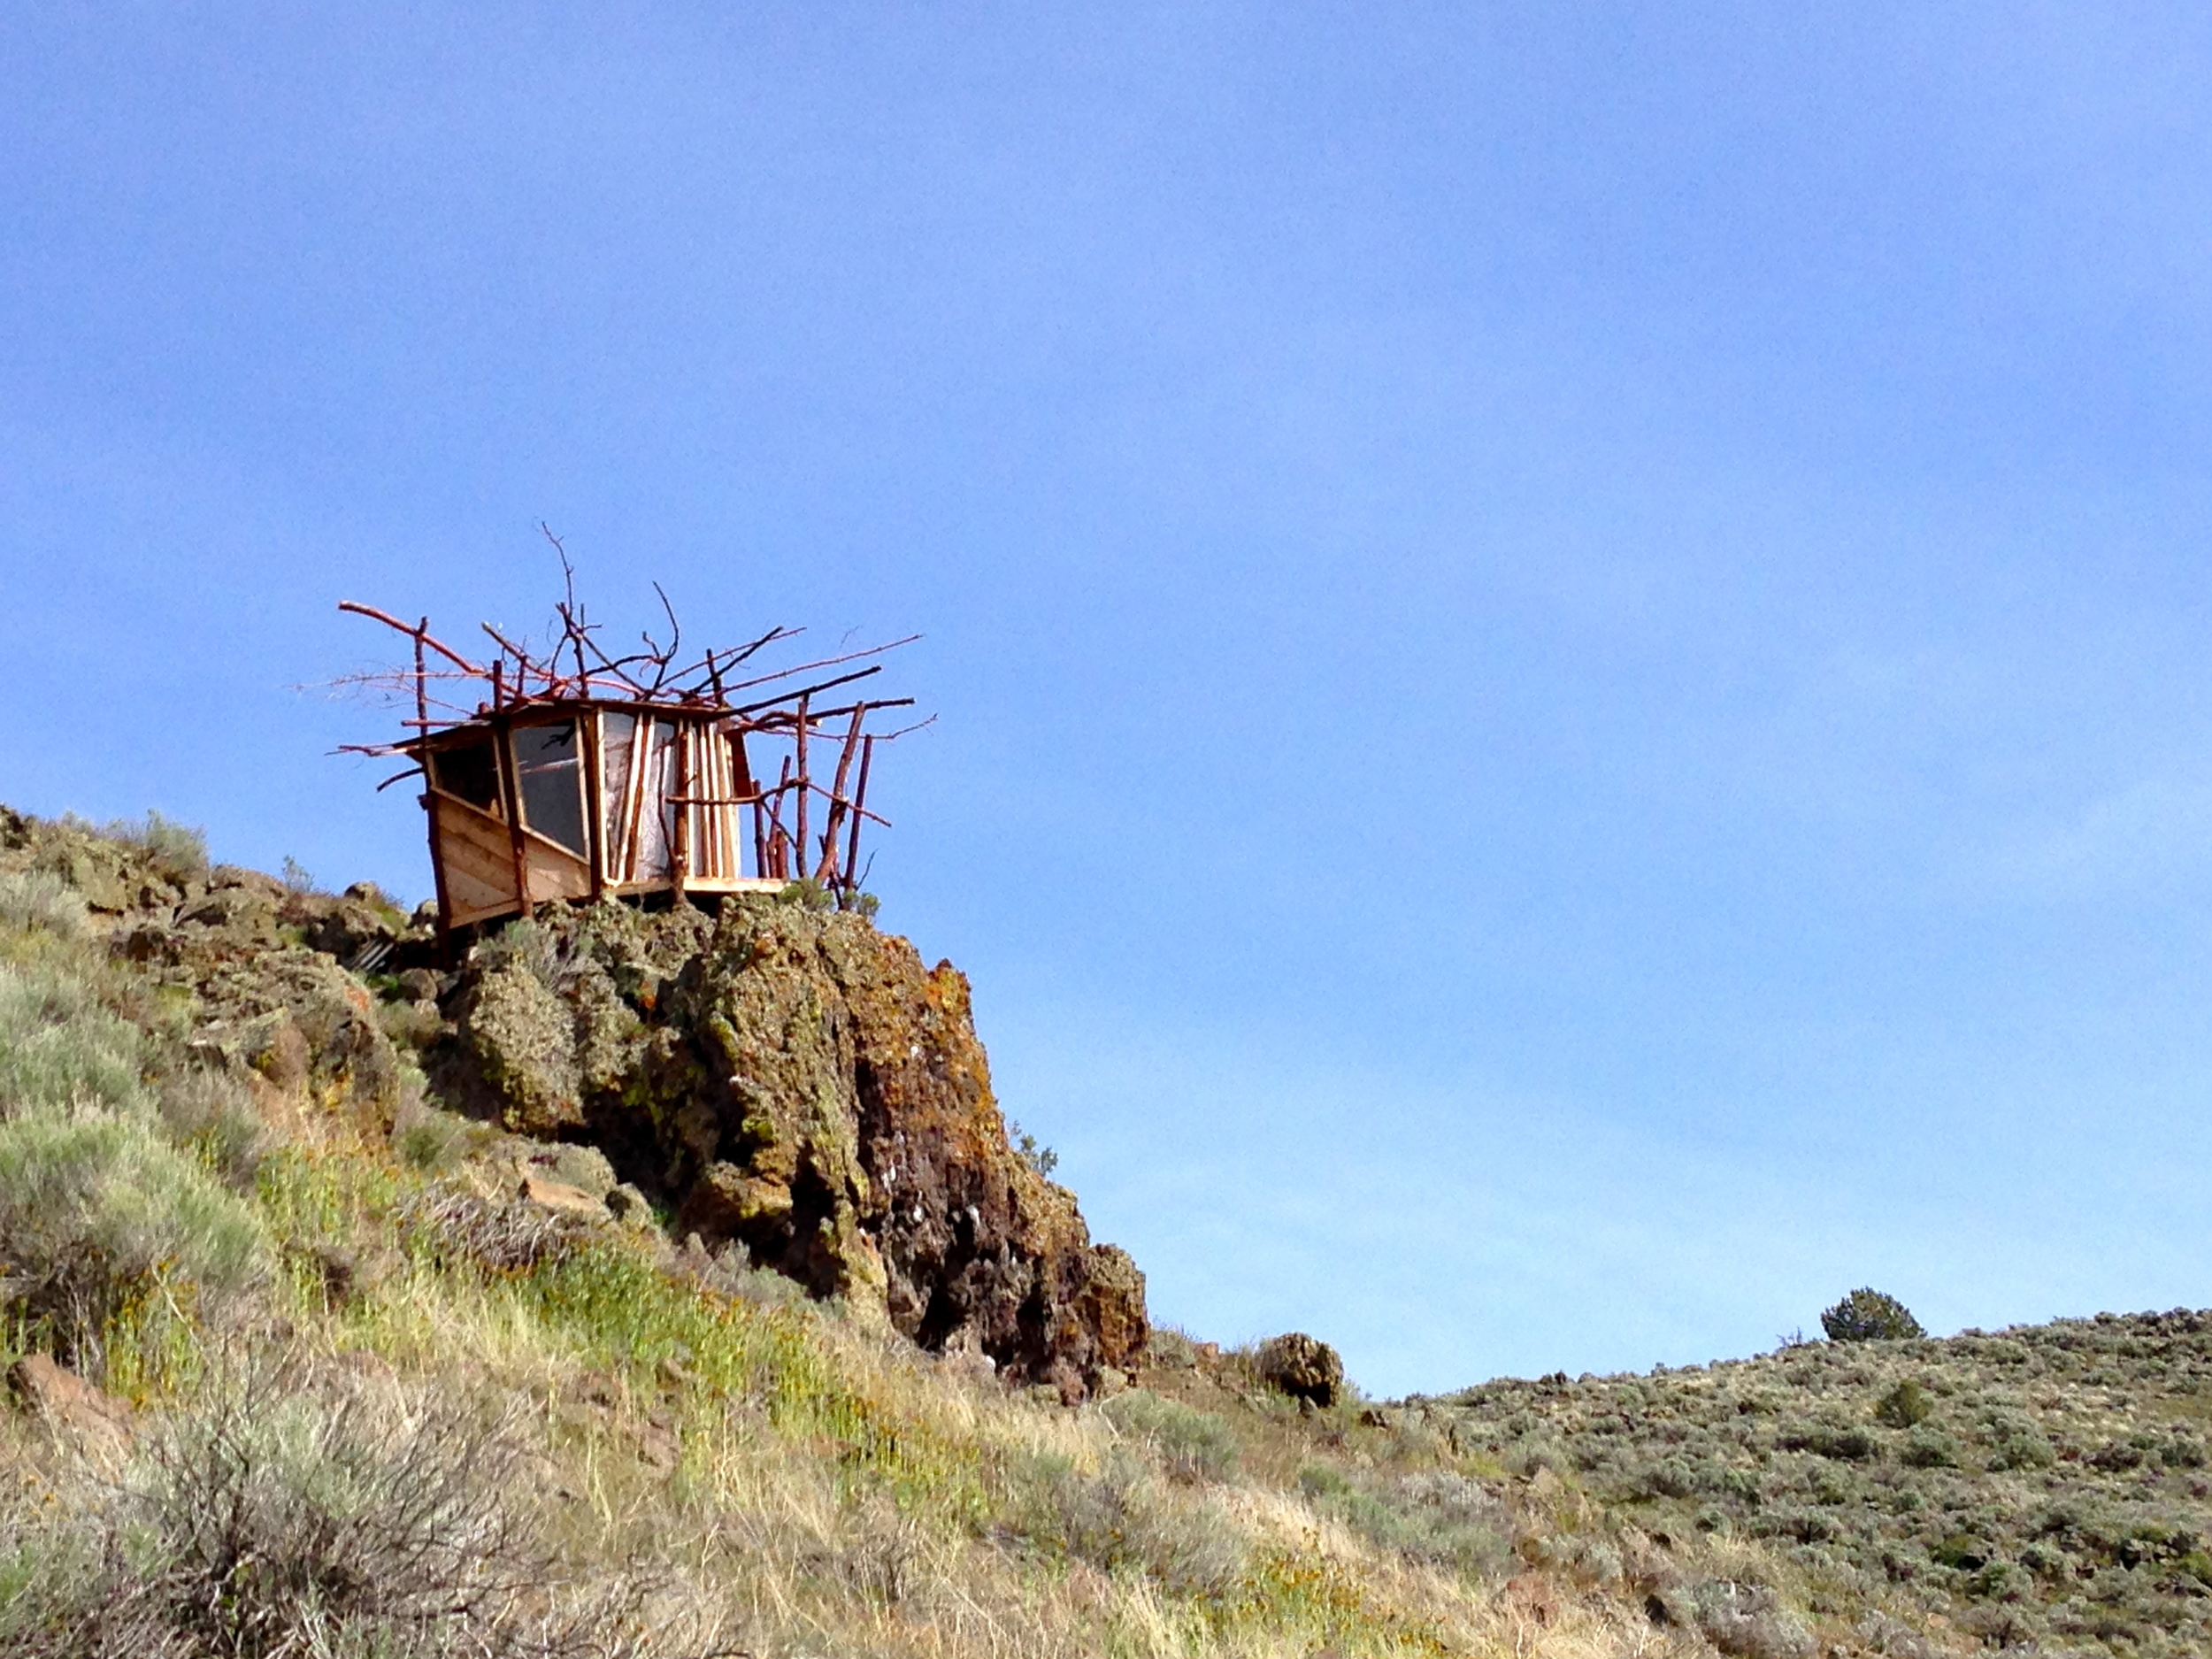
0, 807, 1147, 1402
0, 808, 425, 1130
434, 899, 1146, 1401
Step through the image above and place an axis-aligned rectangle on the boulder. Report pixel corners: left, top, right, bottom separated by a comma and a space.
518, 1175, 608, 1219
1256, 1332, 1344, 1407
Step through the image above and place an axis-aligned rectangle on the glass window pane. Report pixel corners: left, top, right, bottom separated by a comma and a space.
600, 713, 636, 867
513, 721, 587, 856
634, 719, 677, 879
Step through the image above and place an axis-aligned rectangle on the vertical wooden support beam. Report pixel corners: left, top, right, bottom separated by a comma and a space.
670, 719, 691, 908
422, 779, 455, 955
413, 617, 454, 949
794, 695, 810, 887
496, 718, 533, 918
844, 735, 874, 895
583, 710, 606, 901
770, 757, 793, 879
615, 718, 649, 885
814, 706, 866, 884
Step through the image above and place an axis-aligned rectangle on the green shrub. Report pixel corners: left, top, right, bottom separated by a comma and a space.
1901, 1425, 1959, 1469
776, 878, 834, 912
1875, 1379, 1932, 1428
1688, 1577, 1816, 1659
1296, 1463, 1513, 1581
1980, 1413, 2055, 1471
104, 810, 210, 884
1103, 1389, 1240, 1482
155, 1068, 270, 1190
1821, 1289, 1926, 1343
1006, 1118, 1059, 1179
0, 1367, 664, 1657
0, 870, 88, 940
395, 1108, 475, 1173
0, 963, 145, 1119
1010, 1448, 1244, 1594
1145, 1325, 1200, 1369
0, 1109, 265, 1364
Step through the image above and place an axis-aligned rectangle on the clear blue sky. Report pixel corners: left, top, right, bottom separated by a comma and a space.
7, 4, 2212, 1397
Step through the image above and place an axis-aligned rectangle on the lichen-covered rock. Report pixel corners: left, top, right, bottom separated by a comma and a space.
0, 806, 1147, 1399
0, 808, 424, 1130
435, 899, 1148, 1397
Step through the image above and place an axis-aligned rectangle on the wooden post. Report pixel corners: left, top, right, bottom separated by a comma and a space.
413, 617, 455, 945
422, 784, 456, 952
794, 695, 810, 887
769, 757, 793, 879
670, 719, 691, 907
495, 718, 533, 918
844, 734, 875, 895
582, 710, 606, 901
814, 706, 866, 883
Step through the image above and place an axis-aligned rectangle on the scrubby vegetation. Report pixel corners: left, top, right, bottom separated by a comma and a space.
0, 809, 1738, 1658
1824, 1290, 1929, 1345
3, 805, 2200, 1657
1435, 1312, 2212, 1655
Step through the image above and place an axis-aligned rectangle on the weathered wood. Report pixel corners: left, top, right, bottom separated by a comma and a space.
432, 791, 521, 924
812, 705, 867, 884
524, 837, 591, 905
670, 721, 691, 906
731, 664, 881, 720
423, 789, 455, 945
582, 710, 607, 900
617, 717, 656, 883
336, 602, 482, 674
492, 718, 533, 918
345, 587, 918, 941
428, 789, 518, 862
731, 729, 764, 879
794, 694, 810, 887
845, 734, 874, 895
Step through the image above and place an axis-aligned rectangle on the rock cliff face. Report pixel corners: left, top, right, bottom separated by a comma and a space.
434, 900, 1147, 1400
0, 807, 1147, 1401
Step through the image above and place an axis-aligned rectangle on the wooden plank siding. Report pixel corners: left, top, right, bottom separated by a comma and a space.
431, 790, 520, 926
429, 713, 776, 927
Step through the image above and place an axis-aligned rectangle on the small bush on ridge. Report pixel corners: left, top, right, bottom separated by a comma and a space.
1822, 1288, 1926, 1343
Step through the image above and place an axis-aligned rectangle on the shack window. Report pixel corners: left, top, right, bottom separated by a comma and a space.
599, 712, 637, 876
430, 737, 501, 813
640, 718, 678, 879
513, 721, 588, 856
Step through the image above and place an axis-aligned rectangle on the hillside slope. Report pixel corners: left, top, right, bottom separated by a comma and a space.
1427, 1312, 2212, 1656
0, 804, 2097, 1657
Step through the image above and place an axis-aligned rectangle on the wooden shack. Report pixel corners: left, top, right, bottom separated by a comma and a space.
339, 592, 918, 939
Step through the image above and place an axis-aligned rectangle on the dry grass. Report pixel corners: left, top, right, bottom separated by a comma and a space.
0, 817, 1886, 1658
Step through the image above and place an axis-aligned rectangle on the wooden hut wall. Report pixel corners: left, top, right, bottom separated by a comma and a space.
426, 708, 766, 929
429, 789, 518, 926
678, 721, 746, 886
